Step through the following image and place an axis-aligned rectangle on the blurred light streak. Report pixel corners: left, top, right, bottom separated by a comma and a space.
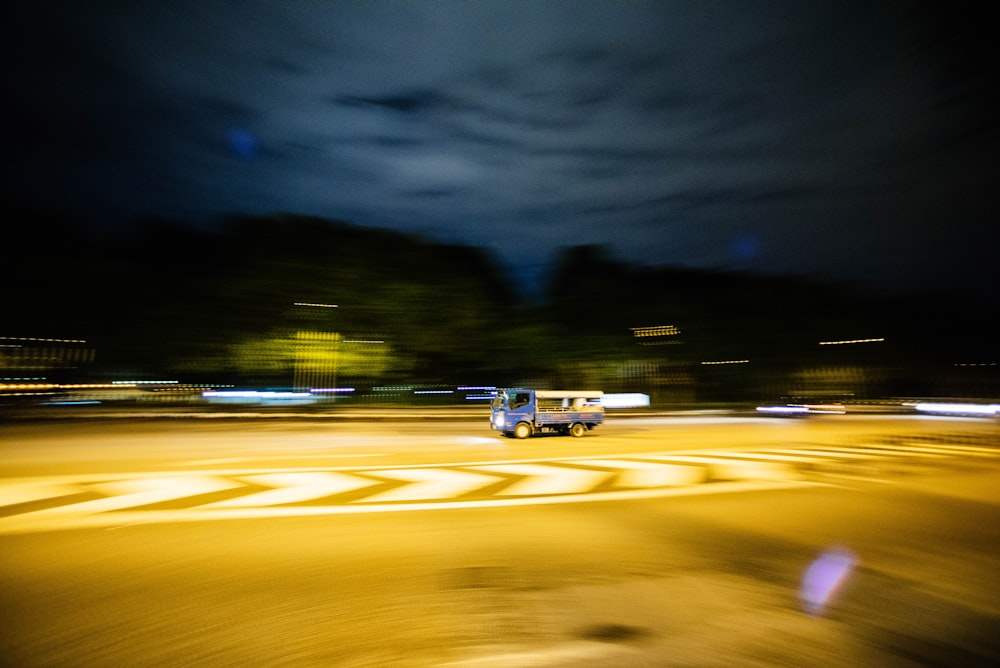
801, 404, 847, 414
757, 403, 845, 415
801, 547, 858, 615
818, 337, 885, 345
630, 325, 681, 337
0, 383, 136, 390
461, 385, 498, 400
456, 437, 507, 446
914, 402, 1000, 416
202, 391, 313, 403
113, 379, 178, 384
757, 405, 810, 414
0, 337, 87, 343
602, 393, 651, 408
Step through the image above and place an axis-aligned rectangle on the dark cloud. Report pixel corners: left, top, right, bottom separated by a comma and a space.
336, 90, 451, 114
9, 1, 997, 302
403, 189, 456, 200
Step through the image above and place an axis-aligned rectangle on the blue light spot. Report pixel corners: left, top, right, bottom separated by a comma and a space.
731, 233, 760, 264
227, 129, 259, 159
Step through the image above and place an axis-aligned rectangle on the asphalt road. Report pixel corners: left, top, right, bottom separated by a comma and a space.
1, 412, 998, 667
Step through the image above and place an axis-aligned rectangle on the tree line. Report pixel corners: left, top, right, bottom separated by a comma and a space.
6, 209, 996, 402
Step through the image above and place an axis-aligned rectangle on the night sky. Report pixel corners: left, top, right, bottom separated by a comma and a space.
10, 1, 997, 302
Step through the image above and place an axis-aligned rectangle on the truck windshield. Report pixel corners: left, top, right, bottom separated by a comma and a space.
510, 392, 530, 409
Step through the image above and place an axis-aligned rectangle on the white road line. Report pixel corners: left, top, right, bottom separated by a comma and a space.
761, 449, 885, 460
2, 437, 989, 533
470, 464, 610, 496
865, 444, 1000, 456
696, 451, 820, 463
710, 460, 797, 481
889, 440, 998, 450
0, 481, 86, 507
692, 445, 996, 462
801, 446, 948, 458
0, 480, 827, 534
637, 456, 796, 481
24, 476, 240, 516
360, 469, 501, 502
569, 460, 707, 487
642, 454, 749, 464
203, 472, 377, 508
435, 639, 634, 667
188, 454, 388, 465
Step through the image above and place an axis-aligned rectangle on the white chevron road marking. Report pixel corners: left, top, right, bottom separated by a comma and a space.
801, 446, 948, 458
569, 459, 708, 487
0, 479, 825, 535
880, 444, 1000, 456
0, 481, 86, 507
700, 451, 822, 463
2, 439, 986, 535
707, 460, 796, 481
469, 464, 610, 496
359, 468, 502, 502
885, 441, 999, 454
204, 472, 378, 508
710, 446, 989, 463
31, 476, 240, 516
766, 448, 900, 460
640, 455, 796, 481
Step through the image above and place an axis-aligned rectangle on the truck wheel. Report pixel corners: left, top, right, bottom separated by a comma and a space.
514, 422, 533, 439
570, 423, 586, 438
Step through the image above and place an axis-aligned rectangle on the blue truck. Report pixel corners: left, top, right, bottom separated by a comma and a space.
490, 389, 604, 439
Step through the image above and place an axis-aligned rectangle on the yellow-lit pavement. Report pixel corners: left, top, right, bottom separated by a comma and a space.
3, 438, 996, 534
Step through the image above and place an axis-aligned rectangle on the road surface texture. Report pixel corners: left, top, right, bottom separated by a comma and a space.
1, 410, 997, 666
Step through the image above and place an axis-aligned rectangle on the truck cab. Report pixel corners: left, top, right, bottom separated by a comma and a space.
490, 389, 604, 439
